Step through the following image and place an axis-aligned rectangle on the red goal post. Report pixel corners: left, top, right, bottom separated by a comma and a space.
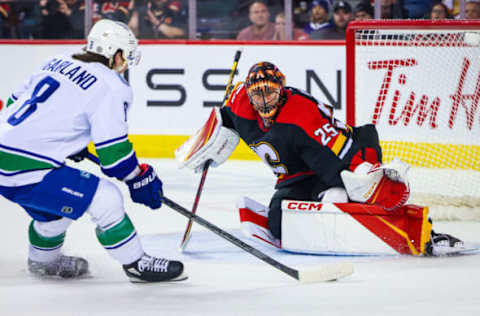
345, 20, 480, 220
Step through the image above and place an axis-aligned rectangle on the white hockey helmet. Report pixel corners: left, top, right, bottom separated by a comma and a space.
86, 19, 140, 67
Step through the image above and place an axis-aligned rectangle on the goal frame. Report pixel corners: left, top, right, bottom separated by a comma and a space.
345, 20, 480, 220
345, 19, 480, 126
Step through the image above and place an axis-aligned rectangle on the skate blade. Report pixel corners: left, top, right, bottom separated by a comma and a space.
28, 270, 93, 280
128, 272, 189, 283
433, 246, 480, 257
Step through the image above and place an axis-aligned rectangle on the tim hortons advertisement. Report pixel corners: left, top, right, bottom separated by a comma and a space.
354, 47, 480, 145
0, 42, 346, 135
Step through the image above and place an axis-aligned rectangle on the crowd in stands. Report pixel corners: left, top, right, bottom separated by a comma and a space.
0, 0, 480, 39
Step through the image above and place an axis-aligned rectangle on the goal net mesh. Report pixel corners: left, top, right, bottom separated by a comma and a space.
348, 21, 480, 220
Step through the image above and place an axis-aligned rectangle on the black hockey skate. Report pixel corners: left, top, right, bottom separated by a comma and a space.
28, 255, 89, 278
425, 230, 465, 256
123, 254, 187, 283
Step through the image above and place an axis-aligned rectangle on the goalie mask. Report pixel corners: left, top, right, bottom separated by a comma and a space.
245, 62, 286, 128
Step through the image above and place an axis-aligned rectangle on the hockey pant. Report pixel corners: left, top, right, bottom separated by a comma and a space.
0, 166, 144, 265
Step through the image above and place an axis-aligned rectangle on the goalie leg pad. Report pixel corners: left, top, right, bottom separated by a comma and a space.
334, 203, 432, 255
238, 197, 281, 249
281, 201, 432, 255
281, 200, 398, 255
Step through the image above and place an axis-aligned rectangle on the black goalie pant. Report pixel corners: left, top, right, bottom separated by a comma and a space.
267, 124, 383, 240
268, 176, 328, 239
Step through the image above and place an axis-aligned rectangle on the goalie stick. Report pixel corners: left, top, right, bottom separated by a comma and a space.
85, 153, 354, 283
179, 159, 210, 251
163, 196, 354, 283
179, 49, 243, 252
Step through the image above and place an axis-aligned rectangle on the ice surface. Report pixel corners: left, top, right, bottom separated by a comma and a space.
1, 159, 480, 316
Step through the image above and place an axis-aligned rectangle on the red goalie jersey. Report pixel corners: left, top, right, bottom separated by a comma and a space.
221, 83, 382, 190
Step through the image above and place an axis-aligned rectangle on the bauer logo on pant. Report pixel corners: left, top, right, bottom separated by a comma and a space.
61, 206, 74, 214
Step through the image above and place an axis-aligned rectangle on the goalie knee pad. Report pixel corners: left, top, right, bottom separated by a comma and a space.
87, 178, 125, 229
317, 187, 348, 203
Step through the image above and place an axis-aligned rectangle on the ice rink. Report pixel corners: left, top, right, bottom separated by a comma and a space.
1, 158, 480, 316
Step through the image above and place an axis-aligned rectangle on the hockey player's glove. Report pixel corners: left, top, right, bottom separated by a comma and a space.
125, 164, 163, 209
340, 158, 410, 210
175, 107, 239, 173
67, 147, 89, 162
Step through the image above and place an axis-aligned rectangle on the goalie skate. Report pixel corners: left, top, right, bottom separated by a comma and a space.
426, 230, 466, 256
123, 254, 187, 283
28, 255, 89, 279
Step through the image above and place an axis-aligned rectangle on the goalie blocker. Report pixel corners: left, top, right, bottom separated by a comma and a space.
175, 108, 239, 172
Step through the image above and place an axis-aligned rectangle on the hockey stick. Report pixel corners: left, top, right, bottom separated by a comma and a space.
179, 49, 242, 251
85, 153, 353, 282
179, 159, 210, 251
163, 196, 354, 283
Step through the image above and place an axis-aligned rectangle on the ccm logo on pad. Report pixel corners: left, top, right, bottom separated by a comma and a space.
286, 201, 323, 211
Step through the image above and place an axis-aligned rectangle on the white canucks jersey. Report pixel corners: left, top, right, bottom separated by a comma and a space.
0, 54, 139, 186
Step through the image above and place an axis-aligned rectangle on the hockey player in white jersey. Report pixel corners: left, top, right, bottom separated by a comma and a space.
0, 19, 186, 282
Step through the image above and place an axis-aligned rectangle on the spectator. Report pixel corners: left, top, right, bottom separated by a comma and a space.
303, 0, 331, 35
0, 5, 7, 37
402, 0, 430, 18
59, 0, 85, 38
96, 0, 130, 24
236, 1, 275, 41
442, 0, 460, 17
272, 12, 309, 40
354, 1, 374, 20
310, 1, 353, 40
429, 2, 452, 19
293, 0, 309, 29
128, 0, 185, 39
465, 1, 480, 19
39, 0, 74, 38
381, 0, 405, 18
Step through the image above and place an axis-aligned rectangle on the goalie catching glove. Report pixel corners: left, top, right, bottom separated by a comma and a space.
340, 158, 410, 210
175, 107, 239, 172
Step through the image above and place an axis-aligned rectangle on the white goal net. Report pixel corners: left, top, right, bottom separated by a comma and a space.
346, 20, 480, 220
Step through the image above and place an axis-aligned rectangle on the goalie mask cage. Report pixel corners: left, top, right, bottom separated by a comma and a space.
346, 20, 480, 221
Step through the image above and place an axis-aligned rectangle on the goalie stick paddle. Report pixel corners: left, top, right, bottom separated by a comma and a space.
85, 153, 353, 283
179, 49, 243, 252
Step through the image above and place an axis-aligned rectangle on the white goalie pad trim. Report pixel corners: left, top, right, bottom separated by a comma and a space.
281, 200, 397, 255
174, 107, 240, 172
237, 197, 281, 249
